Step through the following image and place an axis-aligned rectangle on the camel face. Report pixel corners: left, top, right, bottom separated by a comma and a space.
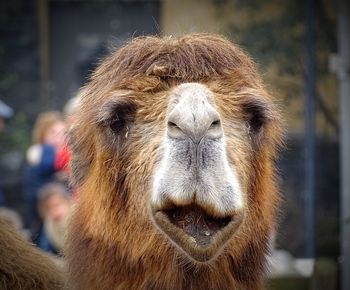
67, 34, 283, 289
151, 83, 245, 262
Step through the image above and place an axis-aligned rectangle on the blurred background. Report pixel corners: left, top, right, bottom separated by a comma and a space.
0, 0, 348, 289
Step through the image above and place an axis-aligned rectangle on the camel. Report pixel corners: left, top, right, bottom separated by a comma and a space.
0, 34, 283, 290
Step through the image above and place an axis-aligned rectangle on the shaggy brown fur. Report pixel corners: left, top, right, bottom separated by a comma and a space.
0, 220, 64, 289
66, 34, 283, 290
0, 34, 282, 290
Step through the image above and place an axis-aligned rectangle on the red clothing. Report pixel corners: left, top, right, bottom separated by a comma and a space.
54, 145, 71, 173
54, 145, 79, 202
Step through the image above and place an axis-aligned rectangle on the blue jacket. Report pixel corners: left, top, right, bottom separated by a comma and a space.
24, 144, 56, 228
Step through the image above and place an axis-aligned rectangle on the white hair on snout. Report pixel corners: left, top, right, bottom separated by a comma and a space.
152, 83, 244, 217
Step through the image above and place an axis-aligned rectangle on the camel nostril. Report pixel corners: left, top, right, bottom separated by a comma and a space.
207, 119, 223, 140
168, 121, 179, 129
167, 120, 187, 139
210, 120, 221, 127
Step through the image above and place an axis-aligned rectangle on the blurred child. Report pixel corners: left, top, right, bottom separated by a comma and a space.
37, 182, 71, 254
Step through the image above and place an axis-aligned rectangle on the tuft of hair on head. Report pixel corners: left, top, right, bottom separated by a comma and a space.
87, 33, 260, 93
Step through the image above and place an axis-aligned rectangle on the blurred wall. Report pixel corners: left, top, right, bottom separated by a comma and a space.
161, 0, 224, 35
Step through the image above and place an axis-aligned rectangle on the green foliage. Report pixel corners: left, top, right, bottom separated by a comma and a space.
0, 113, 31, 154
227, 0, 303, 72
213, 0, 338, 136
0, 0, 37, 155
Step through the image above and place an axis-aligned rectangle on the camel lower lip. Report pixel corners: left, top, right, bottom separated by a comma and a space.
152, 204, 243, 262
164, 205, 231, 247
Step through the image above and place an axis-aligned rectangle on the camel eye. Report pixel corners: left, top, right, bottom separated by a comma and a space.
97, 98, 137, 139
246, 106, 265, 132
110, 116, 126, 133
242, 98, 271, 134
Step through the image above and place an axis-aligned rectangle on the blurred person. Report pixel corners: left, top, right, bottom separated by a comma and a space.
0, 99, 13, 206
24, 111, 66, 240
37, 182, 71, 254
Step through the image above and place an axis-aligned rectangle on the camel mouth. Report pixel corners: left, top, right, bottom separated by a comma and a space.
151, 203, 243, 262
164, 205, 231, 247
